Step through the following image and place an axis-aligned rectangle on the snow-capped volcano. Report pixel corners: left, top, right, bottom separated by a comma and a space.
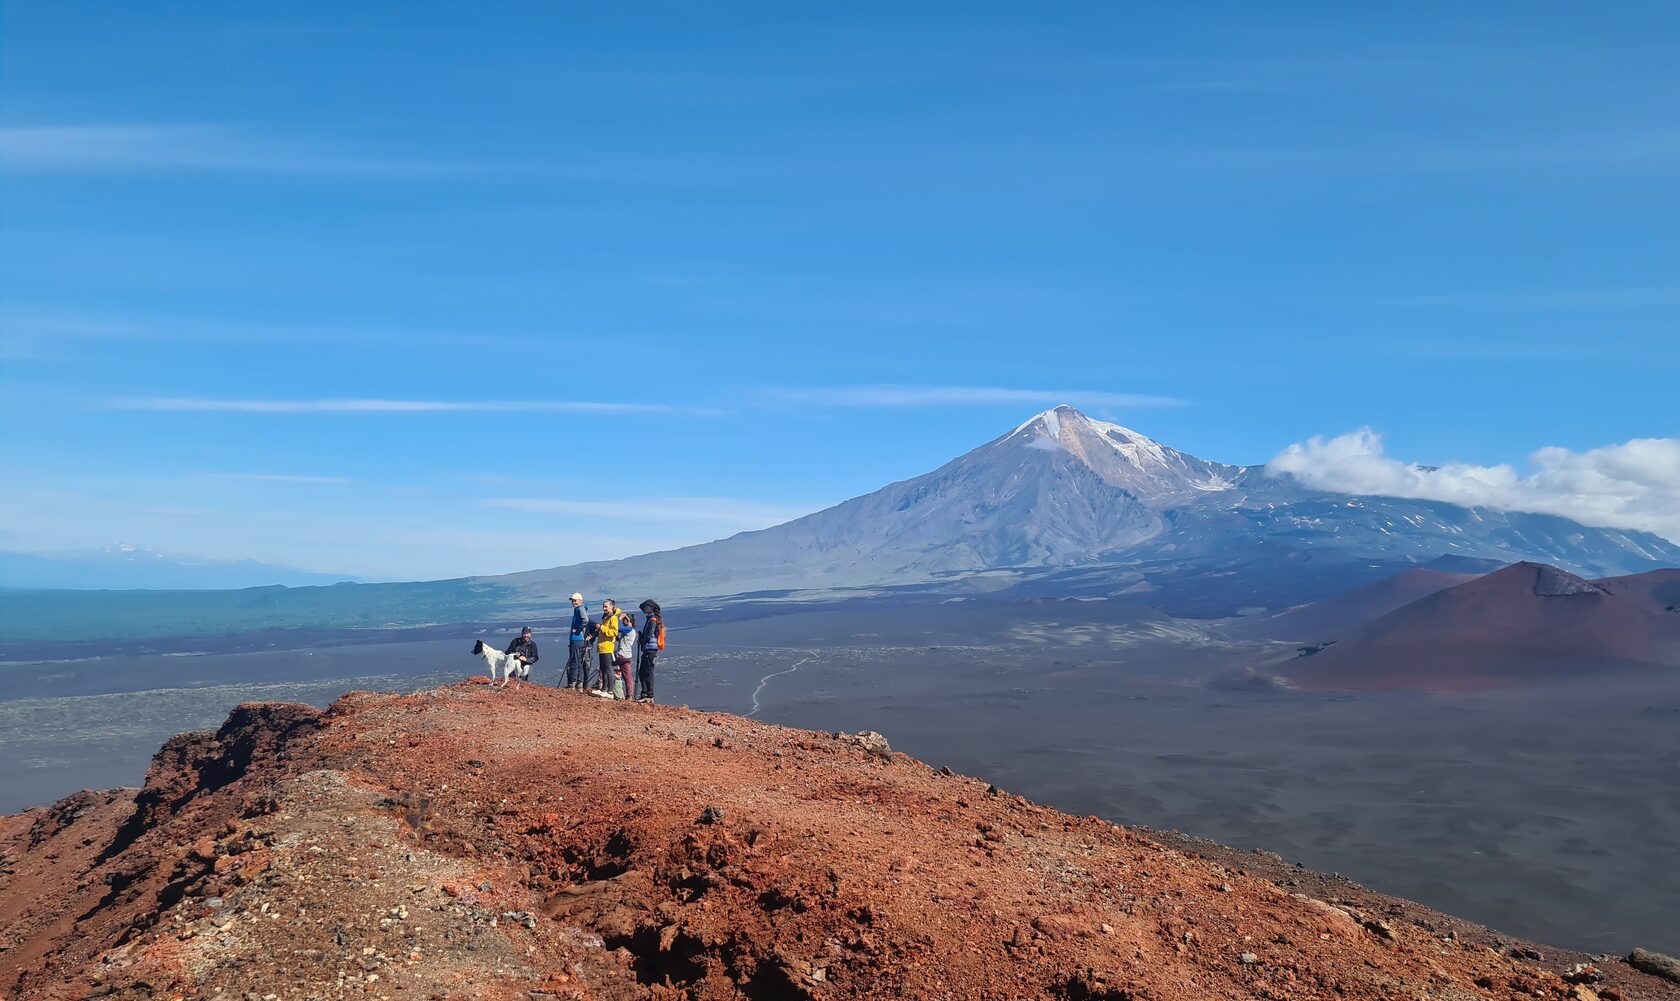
1005, 406, 1239, 504
504, 405, 1680, 601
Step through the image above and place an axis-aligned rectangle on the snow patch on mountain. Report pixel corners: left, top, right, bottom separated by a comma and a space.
500, 405, 1680, 599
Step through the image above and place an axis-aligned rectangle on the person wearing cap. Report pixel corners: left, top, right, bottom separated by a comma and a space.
565, 592, 589, 690
505, 626, 539, 682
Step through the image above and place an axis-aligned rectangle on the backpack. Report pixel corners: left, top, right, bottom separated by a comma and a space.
645, 616, 666, 651
656, 619, 666, 651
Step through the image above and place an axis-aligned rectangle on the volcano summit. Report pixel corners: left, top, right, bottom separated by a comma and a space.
518, 406, 1677, 603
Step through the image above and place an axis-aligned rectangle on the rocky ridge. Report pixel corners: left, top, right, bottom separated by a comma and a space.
3, 683, 1677, 1000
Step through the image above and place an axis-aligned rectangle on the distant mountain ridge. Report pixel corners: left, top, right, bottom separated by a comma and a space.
506, 406, 1680, 602
0, 545, 360, 591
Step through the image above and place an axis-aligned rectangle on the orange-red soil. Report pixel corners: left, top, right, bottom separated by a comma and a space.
2, 681, 1673, 1000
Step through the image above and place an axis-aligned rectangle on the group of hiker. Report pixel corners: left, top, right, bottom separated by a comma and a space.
500, 594, 665, 702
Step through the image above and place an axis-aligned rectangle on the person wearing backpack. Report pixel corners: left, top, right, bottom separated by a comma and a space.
565, 592, 589, 691
613, 608, 637, 700
636, 599, 664, 703
593, 599, 620, 694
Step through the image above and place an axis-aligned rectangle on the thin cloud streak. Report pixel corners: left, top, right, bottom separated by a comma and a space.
200, 473, 352, 485
482, 496, 819, 532
1142, 130, 1680, 172
0, 124, 779, 186
9, 118, 1679, 188
768, 385, 1184, 409
1370, 341, 1600, 361
0, 125, 471, 178
1375, 288, 1680, 309
105, 397, 696, 415
0, 309, 561, 350
0, 483, 681, 581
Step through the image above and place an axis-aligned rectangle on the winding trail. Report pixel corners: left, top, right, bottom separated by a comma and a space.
746, 655, 813, 717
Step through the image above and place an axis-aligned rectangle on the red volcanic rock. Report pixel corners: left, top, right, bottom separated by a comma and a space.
1279, 562, 1680, 692
1598, 568, 1680, 612
3, 685, 1678, 999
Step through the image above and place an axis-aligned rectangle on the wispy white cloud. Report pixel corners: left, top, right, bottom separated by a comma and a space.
1376, 288, 1680, 309
1368, 340, 1601, 361
768, 385, 1183, 409
1145, 129, 1680, 172
0, 125, 466, 178
0, 312, 152, 361
0, 483, 707, 581
481, 496, 819, 532
105, 397, 697, 415
109, 388, 1179, 417
1140, 79, 1274, 95
199, 473, 352, 485
0, 124, 793, 187
0, 309, 571, 361
1269, 429, 1680, 543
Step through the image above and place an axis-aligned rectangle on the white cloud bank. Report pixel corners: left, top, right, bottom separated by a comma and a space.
1268, 429, 1680, 544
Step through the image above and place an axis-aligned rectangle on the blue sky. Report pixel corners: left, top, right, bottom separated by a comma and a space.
2, 3, 1676, 580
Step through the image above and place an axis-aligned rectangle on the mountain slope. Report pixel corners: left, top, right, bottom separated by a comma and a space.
1599, 567, 1680, 612
505, 408, 1238, 598
7, 686, 1672, 999
1229, 567, 1484, 641
0, 545, 359, 590
1280, 562, 1680, 691
504, 406, 1680, 602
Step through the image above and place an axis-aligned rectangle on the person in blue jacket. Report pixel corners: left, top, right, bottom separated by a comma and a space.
636, 599, 662, 703
565, 592, 590, 690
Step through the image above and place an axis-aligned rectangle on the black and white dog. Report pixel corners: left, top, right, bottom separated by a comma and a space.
471, 639, 530, 690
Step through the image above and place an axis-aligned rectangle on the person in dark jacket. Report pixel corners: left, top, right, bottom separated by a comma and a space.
636, 599, 662, 703
505, 627, 539, 683
565, 592, 589, 690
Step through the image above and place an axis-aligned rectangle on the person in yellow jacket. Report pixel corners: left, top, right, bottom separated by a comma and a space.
593, 599, 620, 693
